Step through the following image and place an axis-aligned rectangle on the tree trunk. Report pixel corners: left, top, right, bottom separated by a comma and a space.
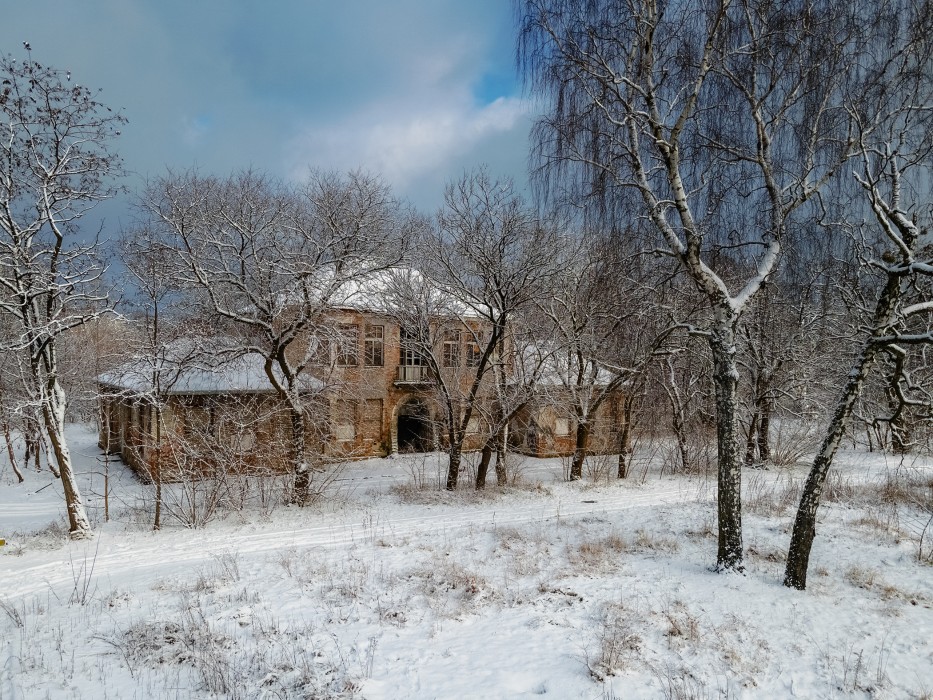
446, 439, 462, 491
475, 439, 493, 489
43, 380, 91, 538
886, 365, 911, 454
785, 272, 901, 590
744, 411, 759, 465
153, 406, 162, 530
494, 427, 507, 486
289, 405, 310, 505
617, 411, 631, 479
757, 396, 772, 464
784, 344, 879, 589
3, 420, 24, 483
569, 421, 591, 481
672, 409, 690, 475
710, 326, 743, 572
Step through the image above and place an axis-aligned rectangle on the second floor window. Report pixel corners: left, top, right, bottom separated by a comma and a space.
443, 329, 461, 367
466, 334, 483, 367
365, 324, 384, 366
400, 327, 424, 366
336, 324, 359, 366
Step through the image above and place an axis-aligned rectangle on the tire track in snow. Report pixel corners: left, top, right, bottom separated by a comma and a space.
3, 482, 707, 599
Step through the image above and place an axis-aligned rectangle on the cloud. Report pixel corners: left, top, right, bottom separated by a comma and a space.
0, 0, 532, 213
288, 95, 529, 192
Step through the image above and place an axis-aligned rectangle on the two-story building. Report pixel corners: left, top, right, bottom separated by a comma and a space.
99, 274, 624, 480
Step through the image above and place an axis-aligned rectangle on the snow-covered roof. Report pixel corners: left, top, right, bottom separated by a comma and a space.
98, 347, 322, 397
521, 343, 624, 389
296, 266, 485, 320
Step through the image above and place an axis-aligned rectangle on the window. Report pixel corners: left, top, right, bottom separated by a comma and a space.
465, 334, 483, 367
311, 335, 331, 365
442, 329, 461, 367
400, 327, 424, 366
336, 324, 359, 366
364, 324, 384, 366
555, 417, 571, 437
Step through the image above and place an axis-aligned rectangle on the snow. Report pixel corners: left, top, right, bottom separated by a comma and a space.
99, 350, 323, 396
1, 425, 932, 699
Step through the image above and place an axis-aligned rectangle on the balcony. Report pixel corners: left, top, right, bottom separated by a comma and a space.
395, 365, 433, 385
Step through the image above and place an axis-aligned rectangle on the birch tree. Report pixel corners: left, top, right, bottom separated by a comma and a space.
785, 4, 933, 586
518, 0, 893, 571
0, 53, 124, 538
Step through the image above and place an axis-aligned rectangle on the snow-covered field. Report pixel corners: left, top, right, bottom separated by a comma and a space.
1, 425, 932, 699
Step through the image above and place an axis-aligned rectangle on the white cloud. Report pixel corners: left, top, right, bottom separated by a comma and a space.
287, 95, 530, 193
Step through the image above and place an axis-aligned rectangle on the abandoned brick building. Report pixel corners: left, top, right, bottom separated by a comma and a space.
100, 290, 623, 479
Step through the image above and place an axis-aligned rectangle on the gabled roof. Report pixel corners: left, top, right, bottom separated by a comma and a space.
325, 267, 485, 319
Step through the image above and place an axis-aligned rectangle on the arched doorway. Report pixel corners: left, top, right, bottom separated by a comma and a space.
396, 398, 432, 453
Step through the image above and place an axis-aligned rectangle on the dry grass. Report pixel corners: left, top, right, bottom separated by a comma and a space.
568, 534, 630, 574
586, 601, 643, 680
844, 564, 880, 590
632, 529, 680, 554
662, 600, 702, 647
744, 474, 800, 517
821, 471, 859, 503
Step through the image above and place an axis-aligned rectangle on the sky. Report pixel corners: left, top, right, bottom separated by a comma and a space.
1, 0, 534, 236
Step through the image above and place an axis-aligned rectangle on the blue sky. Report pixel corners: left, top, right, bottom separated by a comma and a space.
1, 0, 532, 233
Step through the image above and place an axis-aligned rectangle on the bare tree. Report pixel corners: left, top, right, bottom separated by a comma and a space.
473, 316, 554, 488
116, 227, 194, 529
382, 172, 565, 490
0, 53, 124, 538
785, 6, 933, 587
518, 0, 901, 571
538, 238, 670, 480
143, 170, 410, 504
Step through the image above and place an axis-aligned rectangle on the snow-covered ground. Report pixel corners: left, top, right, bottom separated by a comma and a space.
1, 425, 931, 699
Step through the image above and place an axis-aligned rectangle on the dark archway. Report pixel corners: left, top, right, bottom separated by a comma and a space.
397, 398, 432, 452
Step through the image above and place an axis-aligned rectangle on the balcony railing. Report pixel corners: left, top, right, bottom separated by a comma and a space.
396, 365, 432, 384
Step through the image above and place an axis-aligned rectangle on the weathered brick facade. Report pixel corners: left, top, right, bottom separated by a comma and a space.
99, 309, 498, 479
100, 308, 623, 480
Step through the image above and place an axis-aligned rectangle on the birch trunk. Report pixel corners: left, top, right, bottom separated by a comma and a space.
784, 275, 900, 589
494, 426, 508, 486
3, 420, 23, 483
710, 322, 743, 571
43, 379, 91, 538
446, 439, 463, 491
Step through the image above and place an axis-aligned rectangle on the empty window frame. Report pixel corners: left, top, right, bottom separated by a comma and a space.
442, 329, 461, 367
336, 324, 360, 366
399, 327, 424, 366
364, 324, 384, 366
465, 333, 484, 368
